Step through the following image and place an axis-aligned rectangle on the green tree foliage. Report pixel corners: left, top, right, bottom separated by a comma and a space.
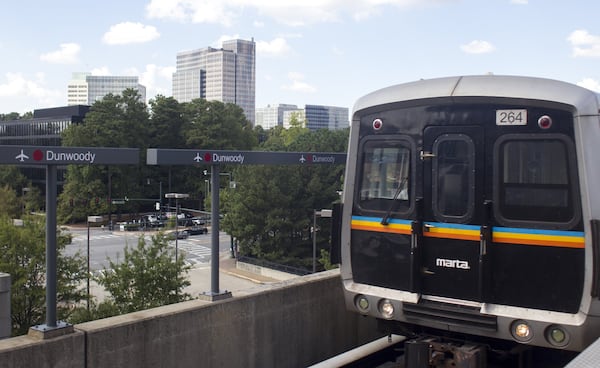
0, 215, 86, 336
0, 167, 43, 218
221, 128, 348, 270
182, 99, 256, 150
0, 186, 22, 219
58, 95, 258, 222
59, 89, 150, 223
96, 233, 191, 314
0, 112, 32, 121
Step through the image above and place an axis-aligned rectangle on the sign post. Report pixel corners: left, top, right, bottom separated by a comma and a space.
0, 145, 139, 337
147, 148, 346, 301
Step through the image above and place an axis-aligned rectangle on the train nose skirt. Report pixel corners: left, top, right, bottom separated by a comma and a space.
403, 299, 498, 331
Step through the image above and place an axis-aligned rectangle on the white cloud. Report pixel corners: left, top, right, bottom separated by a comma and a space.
146, 0, 238, 26
510, 0, 528, 4
213, 34, 240, 48
577, 78, 600, 93
568, 30, 600, 58
40, 43, 81, 64
332, 46, 344, 56
145, 0, 451, 27
91, 67, 112, 75
460, 40, 495, 54
103, 22, 160, 45
0, 72, 62, 111
282, 72, 317, 93
139, 64, 176, 97
256, 38, 291, 57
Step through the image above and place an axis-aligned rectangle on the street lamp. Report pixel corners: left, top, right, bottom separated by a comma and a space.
86, 216, 103, 310
312, 209, 333, 273
164, 193, 189, 265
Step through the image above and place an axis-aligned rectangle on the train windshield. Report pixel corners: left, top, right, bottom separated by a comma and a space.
357, 139, 411, 212
495, 135, 579, 225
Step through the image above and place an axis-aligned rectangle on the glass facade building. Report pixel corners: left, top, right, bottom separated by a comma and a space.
0, 105, 89, 185
255, 104, 299, 129
282, 105, 349, 131
67, 73, 146, 105
173, 39, 256, 125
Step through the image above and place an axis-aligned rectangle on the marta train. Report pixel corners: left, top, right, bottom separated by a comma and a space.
331, 75, 600, 363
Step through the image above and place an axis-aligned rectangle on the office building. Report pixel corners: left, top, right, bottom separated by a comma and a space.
255, 104, 298, 129
67, 73, 146, 105
282, 104, 349, 131
0, 105, 90, 184
173, 39, 256, 124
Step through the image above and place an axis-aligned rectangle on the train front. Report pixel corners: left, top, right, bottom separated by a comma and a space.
337, 75, 600, 352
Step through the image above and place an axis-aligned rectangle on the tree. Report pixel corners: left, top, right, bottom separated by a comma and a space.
182, 99, 257, 150
96, 232, 191, 314
59, 89, 150, 222
221, 128, 348, 270
0, 215, 86, 336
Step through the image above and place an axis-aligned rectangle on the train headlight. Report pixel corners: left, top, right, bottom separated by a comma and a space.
511, 320, 533, 342
379, 299, 395, 319
545, 325, 570, 347
355, 295, 370, 313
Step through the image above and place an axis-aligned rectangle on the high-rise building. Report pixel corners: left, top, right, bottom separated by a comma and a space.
281, 104, 349, 131
172, 39, 256, 124
255, 104, 298, 129
67, 73, 146, 106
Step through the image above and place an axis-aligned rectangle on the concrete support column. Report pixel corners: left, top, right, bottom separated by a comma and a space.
0, 273, 10, 339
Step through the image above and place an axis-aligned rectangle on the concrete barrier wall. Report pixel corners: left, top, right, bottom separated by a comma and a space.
0, 271, 380, 368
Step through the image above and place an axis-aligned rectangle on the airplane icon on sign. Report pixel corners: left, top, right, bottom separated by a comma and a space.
193, 153, 203, 162
15, 149, 29, 162
299, 155, 306, 163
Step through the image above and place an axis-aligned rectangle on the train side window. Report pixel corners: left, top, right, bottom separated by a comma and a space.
432, 135, 475, 222
494, 134, 581, 228
357, 138, 413, 213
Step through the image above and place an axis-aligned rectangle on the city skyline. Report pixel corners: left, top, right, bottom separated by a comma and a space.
1, 1, 600, 115
173, 39, 256, 124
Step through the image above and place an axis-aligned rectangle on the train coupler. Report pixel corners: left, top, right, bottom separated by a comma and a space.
404, 337, 487, 368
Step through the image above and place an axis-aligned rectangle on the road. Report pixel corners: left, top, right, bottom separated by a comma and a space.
64, 227, 233, 271
63, 227, 264, 301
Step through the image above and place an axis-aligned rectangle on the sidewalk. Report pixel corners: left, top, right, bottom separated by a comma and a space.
219, 254, 280, 284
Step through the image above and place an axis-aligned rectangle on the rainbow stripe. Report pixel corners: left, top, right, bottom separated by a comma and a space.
351, 216, 585, 249
351, 216, 412, 235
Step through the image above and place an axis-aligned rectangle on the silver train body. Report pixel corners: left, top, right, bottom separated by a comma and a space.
338, 75, 600, 351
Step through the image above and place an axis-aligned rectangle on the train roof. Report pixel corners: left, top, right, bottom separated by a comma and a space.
352, 75, 600, 117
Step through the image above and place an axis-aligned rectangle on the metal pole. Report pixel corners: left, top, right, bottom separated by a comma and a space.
211, 165, 220, 294
87, 220, 90, 310
46, 165, 57, 327
313, 210, 317, 273
175, 199, 179, 266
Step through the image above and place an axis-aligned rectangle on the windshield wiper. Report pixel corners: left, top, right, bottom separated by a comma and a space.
381, 177, 408, 225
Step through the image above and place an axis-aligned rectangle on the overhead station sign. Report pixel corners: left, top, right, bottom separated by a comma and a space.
0, 146, 139, 165
147, 148, 346, 166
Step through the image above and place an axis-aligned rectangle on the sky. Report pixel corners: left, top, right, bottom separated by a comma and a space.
1, 0, 600, 116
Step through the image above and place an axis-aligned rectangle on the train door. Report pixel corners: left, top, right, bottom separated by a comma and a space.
419, 126, 485, 301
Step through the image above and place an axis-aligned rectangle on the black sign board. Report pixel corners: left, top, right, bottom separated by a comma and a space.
0, 146, 139, 165
147, 148, 346, 166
